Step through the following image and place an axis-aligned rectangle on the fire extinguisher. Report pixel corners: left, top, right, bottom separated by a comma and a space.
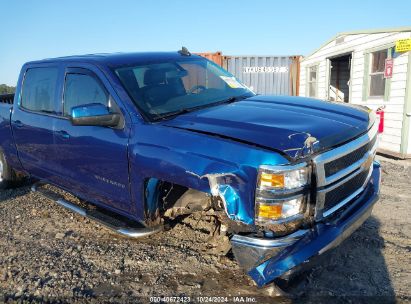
376, 105, 385, 133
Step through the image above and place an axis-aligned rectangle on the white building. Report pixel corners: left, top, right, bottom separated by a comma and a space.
299, 27, 411, 158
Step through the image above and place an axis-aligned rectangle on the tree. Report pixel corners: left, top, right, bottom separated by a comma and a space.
0, 84, 16, 94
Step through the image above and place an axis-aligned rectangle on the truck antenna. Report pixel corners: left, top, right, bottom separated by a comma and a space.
178, 46, 191, 56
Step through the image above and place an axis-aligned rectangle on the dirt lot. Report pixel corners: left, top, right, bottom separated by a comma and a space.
0, 156, 410, 303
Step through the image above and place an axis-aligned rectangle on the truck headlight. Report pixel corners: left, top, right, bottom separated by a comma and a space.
256, 195, 304, 221
258, 165, 309, 190
256, 163, 310, 224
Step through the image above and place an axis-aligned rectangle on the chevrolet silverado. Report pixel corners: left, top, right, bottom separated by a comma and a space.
0, 49, 381, 287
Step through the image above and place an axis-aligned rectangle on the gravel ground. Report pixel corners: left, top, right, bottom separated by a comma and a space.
0, 156, 410, 303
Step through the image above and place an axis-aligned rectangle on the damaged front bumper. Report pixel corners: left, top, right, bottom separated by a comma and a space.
231, 161, 381, 287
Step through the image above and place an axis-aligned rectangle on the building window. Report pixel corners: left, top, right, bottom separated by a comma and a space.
307, 65, 318, 97
369, 49, 388, 97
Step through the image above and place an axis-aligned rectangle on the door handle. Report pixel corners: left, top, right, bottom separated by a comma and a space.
54, 130, 70, 139
13, 120, 24, 128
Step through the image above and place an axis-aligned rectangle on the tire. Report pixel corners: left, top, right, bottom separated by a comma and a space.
0, 150, 16, 189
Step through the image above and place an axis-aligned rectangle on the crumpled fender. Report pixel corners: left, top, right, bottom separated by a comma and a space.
128, 123, 289, 224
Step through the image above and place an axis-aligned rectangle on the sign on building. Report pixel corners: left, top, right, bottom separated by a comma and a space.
384, 58, 394, 78
395, 38, 411, 52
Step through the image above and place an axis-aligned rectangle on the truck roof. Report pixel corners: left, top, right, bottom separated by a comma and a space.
26, 52, 200, 68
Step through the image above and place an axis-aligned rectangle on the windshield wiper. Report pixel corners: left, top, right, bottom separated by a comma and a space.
214, 94, 251, 106
152, 108, 194, 121
218, 96, 237, 104
152, 94, 251, 121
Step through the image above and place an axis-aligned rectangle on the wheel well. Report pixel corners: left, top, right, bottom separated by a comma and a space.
144, 178, 212, 225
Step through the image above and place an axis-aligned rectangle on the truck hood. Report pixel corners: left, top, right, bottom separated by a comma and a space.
161, 96, 372, 160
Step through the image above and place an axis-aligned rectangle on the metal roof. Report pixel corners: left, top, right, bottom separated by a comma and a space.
303, 26, 411, 59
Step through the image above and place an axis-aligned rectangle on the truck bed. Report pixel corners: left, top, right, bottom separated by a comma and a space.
0, 93, 15, 160
0, 94, 13, 124
0, 93, 14, 105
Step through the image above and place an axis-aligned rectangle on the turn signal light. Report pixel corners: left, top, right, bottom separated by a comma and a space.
257, 204, 282, 219
260, 172, 285, 188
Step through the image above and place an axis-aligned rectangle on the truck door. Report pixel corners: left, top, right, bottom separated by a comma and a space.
11, 65, 62, 179
53, 66, 132, 214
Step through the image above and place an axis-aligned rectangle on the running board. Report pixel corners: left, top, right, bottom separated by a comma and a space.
32, 183, 162, 238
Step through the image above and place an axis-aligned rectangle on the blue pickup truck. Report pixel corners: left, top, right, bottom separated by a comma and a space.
0, 50, 381, 288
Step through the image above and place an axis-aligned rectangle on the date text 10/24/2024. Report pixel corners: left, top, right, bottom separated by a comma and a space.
149, 296, 258, 303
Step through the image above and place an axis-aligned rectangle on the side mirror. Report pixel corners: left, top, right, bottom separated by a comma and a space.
70, 103, 121, 127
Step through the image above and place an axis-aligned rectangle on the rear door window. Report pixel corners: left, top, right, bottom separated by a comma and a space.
63, 73, 109, 117
21, 67, 59, 114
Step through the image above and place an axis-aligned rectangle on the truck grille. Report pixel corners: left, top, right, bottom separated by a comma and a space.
324, 135, 377, 177
314, 123, 378, 220
323, 167, 370, 211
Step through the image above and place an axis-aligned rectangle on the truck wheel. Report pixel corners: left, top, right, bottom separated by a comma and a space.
0, 151, 15, 189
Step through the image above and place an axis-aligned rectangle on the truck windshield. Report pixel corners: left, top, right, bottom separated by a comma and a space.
114, 58, 255, 121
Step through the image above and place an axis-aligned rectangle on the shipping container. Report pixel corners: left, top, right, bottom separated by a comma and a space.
222, 55, 301, 96
196, 52, 301, 96
195, 51, 224, 67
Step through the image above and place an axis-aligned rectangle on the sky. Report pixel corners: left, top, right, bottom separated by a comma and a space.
1, 0, 410, 85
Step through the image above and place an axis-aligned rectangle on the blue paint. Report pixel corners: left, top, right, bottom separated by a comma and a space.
145, 178, 161, 217
163, 95, 370, 160
128, 123, 287, 223
0, 52, 380, 287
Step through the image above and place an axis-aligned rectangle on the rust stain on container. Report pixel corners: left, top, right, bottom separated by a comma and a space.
196, 51, 224, 67
290, 56, 301, 96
